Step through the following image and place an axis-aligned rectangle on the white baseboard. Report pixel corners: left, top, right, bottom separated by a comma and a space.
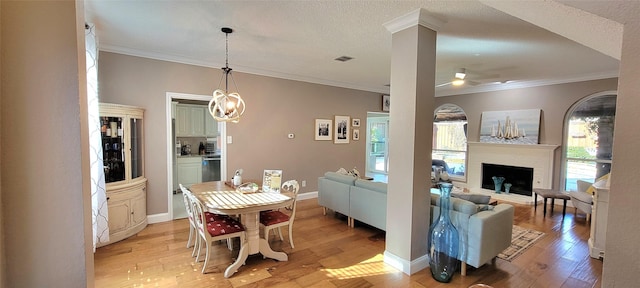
297, 191, 318, 201
383, 250, 429, 275
147, 213, 171, 224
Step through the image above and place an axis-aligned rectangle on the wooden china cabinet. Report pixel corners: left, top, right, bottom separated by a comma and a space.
99, 103, 147, 246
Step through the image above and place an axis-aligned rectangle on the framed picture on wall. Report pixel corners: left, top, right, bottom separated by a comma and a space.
334, 115, 350, 144
382, 95, 390, 112
314, 119, 332, 141
353, 129, 360, 141
352, 118, 361, 127
479, 109, 541, 145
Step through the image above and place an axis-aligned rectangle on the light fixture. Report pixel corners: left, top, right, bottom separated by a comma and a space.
454, 68, 466, 80
208, 27, 246, 123
452, 68, 466, 86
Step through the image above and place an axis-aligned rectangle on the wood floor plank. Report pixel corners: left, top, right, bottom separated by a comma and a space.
94, 199, 602, 287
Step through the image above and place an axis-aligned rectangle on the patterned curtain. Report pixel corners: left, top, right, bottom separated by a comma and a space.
86, 23, 109, 250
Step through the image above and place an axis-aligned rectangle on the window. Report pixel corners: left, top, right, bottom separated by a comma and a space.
433, 104, 467, 180
366, 114, 389, 174
563, 92, 616, 191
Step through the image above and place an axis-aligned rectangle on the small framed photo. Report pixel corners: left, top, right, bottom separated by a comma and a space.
262, 169, 283, 193
315, 119, 332, 141
334, 115, 350, 144
353, 129, 360, 141
352, 118, 360, 127
382, 94, 390, 112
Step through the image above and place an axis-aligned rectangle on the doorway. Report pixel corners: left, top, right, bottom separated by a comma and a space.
166, 92, 227, 220
366, 112, 389, 182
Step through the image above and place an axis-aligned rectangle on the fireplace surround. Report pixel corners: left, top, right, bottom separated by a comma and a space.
467, 142, 559, 204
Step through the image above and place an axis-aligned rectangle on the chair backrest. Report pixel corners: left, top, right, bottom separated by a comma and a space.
179, 184, 196, 224
282, 180, 300, 217
577, 180, 593, 193
188, 190, 208, 239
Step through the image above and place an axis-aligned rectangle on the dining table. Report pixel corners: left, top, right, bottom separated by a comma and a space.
190, 181, 293, 278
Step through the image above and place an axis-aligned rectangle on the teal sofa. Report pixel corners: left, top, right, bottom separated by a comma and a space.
317, 172, 387, 230
318, 171, 515, 276
430, 193, 514, 275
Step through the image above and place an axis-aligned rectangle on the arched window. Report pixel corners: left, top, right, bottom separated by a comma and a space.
433, 104, 467, 180
562, 92, 616, 191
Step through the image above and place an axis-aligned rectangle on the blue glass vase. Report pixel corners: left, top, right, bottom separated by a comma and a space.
492, 176, 505, 193
429, 183, 459, 283
504, 183, 512, 194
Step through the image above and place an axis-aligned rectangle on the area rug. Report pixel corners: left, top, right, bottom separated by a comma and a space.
498, 225, 545, 262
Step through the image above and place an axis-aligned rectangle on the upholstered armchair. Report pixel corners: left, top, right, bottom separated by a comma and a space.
570, 180, 593, 221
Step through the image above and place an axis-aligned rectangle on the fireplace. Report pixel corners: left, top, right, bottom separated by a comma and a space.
481, 163, 534, 196
467, 142, 558, 205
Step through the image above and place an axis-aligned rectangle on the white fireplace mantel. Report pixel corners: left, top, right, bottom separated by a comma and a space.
467, 142, 560, 204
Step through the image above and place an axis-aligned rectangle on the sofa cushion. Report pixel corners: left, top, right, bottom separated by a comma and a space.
451, 192, 491, 205
324, 172, 357, 185
431, 193, 478, 215
354, 179, 387, 194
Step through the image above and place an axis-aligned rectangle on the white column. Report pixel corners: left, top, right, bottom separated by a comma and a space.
382, 8, 442, 275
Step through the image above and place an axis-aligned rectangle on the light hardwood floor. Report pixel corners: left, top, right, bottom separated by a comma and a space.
95, 198, 602, 287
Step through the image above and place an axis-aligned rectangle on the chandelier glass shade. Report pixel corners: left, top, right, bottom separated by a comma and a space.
208, 27, 245, 123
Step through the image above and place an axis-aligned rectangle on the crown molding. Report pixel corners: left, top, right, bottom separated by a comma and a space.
99, 45, 391, 94
434, 70, 619, 97
100, 45, 617, 97
383, 8, 446, 34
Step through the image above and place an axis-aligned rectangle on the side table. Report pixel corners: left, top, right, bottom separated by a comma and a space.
533, 188, 571, 218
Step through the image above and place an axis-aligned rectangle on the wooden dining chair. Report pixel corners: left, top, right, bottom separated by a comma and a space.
190, 193, 246, 274
259, 180, 300, 248
180, 184, 233, 258
179, 184, 198, 253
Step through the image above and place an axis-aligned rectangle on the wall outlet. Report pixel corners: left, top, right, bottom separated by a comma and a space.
301, 180, 306, 187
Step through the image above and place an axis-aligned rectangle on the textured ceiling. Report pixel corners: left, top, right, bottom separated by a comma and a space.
85, 0, 628, 96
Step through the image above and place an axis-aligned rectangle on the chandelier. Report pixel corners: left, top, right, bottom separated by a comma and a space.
208, 27, 246, 123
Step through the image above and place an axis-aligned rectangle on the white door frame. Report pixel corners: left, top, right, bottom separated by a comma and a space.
165, 92, 227, 220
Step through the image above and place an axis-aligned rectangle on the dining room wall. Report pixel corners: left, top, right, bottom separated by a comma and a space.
98, 52, 383, 215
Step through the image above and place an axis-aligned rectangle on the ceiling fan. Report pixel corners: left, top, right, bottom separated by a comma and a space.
436, 68, 500, 88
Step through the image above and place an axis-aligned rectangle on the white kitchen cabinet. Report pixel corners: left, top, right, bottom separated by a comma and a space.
205, 110, 218, 137
176, 104, 205, 137
99, 103, 147, 247
191, 107, 205, 136
177, 156, 203, 188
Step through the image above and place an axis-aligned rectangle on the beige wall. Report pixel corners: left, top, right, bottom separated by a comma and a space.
603, 18, 640, 287
98, 52, 382, 215
434, 78, 618, 189
1, 1, 91, 287
0, 1, 4, 286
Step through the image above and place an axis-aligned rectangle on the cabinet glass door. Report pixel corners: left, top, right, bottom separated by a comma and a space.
130, 117, 144, 179
102, 116, 125, 183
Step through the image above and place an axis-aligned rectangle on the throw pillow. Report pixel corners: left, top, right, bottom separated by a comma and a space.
451, 192, 491, 205
477, 204, 495, 211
